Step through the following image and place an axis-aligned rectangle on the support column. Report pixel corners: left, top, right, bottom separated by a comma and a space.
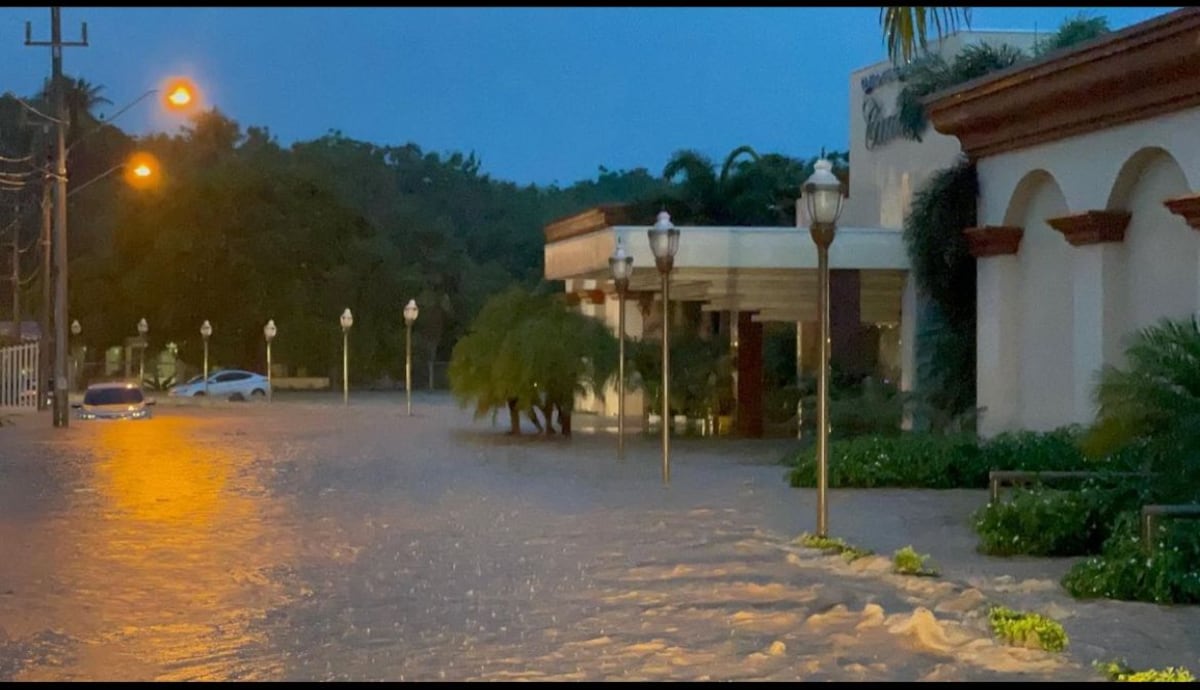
1047, 210, 1130, 425
965, 225, 1024, 437
735, 311, 764, 437
830, 269, 864, 378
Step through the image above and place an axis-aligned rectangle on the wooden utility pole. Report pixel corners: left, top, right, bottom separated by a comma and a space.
26, 7, 87, 427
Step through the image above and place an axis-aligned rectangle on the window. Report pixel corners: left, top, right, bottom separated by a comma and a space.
83, 387, 144, 406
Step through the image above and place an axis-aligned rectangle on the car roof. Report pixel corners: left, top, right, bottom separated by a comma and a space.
87, 382, 141, 390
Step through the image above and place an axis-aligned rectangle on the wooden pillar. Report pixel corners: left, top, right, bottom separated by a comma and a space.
735, 311, 764, 438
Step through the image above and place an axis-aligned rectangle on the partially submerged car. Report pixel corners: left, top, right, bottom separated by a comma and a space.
74, 382, 155, 420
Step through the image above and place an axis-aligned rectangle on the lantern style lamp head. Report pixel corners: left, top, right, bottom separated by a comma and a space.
137, 317, 148, 336
647, 210, 680, 274
264, 319, 277, 342
404, 299, 419, 326
200, 320, 212, 340
340, 308, 354, 331
609, 236, 634, 293
803, 159, 845, 244
70, 319, 81, 336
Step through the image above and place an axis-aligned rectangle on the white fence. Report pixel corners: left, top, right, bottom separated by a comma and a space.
0, 342, 39, 409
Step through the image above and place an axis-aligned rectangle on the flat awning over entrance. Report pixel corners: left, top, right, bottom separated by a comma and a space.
544, 207, 911, 324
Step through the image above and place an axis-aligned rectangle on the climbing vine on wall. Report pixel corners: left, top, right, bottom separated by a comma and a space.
902, 157, 978, 420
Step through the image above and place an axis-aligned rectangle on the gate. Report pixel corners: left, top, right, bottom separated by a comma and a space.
0, 342, 39, 409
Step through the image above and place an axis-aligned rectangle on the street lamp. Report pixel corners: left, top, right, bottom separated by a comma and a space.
264, 319, 276, 402
200, 320, 212, 396
609, 236, 633, 461
68, 151, 161, 198
70, 319, 81, 392
403, 299, 419, 416
647, 210, 680, 486
802, 158, 845, 538
136, 317, 149, 387
340, 308, 353, 406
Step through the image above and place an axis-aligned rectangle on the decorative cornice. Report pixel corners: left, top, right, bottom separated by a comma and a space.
1163, 193, 1200, 230
544, 204, 635, 243
1046, 210, 1131, 246
964, 226, 1023, 258
925, 8, 1200, 159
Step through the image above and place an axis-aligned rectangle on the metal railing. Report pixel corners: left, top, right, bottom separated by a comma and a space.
0, 341, 39, 409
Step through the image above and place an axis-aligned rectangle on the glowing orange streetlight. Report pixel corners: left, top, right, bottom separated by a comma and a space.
161, 77, 202, 113
122, 151, 161, 189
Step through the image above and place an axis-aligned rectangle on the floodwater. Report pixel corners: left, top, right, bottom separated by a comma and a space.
0, 395, 1192, 681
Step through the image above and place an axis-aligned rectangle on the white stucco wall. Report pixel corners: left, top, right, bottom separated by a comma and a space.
975, 109, 1200, 436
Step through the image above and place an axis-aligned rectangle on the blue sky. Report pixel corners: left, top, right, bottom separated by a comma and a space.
0, 7, 1178, 186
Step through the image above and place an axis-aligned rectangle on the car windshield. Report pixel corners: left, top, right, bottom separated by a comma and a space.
83, 387, 144, 406
185, 375, 205, 384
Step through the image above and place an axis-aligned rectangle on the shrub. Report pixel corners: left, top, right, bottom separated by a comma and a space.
973, 478, 1146, 557
1062, 512, 1200, 604
794, 532, 874, 563
892, 546, 938, 576
785, 425, 1122, 490
988, 606, 1068, 652
978, 427, 1087, 472
787, 433, 981, 489
1098, 659, 1196, 682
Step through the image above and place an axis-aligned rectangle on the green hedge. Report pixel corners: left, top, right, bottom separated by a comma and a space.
1063, 512, 1200, 604
785, 427, 1095, 489
973, 479, 1145, 557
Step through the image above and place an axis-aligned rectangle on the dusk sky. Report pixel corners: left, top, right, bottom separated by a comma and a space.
0, 7, 1178, 186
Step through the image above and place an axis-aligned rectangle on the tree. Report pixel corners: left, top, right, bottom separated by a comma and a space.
449, 287, 617, 437
1084, 316, 1200, 503
902, 158, 978, 422
880, 7, 972, 65
658, 146, 844, 227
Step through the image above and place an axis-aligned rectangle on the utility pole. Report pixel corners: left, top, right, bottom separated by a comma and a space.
26, 7, 87, 427
38, 142, 51, 411
8, 204, 17, 328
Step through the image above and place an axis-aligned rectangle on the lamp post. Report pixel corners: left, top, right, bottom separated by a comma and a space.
647, 210, 680, 485
609, 237, 633, 461
200, 320, 212, 396
403, 299, 418, 416
136, 317, 148, 387
70, 318, 80, 392
802, 158, 845, 538
340, 308, 353, 406
264, 319, 276, 402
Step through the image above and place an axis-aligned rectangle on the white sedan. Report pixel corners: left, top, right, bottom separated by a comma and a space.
170, 369, 270, 401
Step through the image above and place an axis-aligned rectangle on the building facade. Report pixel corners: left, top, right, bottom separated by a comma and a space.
927, 7, 1200, 436
542, 29, 1039, 437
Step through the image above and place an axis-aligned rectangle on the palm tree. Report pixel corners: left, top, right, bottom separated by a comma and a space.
660, 146, 843, 226
1085, 316, 1200, 502
880, 7, 972, 65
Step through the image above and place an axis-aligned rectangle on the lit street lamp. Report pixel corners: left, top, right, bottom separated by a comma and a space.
200, 320, 212, 396
403, 299, 419, 416
70, 319, 81, 392
802, 158, 845, 538
340, 308, 353, 406
136, 317, 149, 387
647, 210, 680, 485
264, 319, 276, 402
16, 21, 203, 427
609, 237, 633, 461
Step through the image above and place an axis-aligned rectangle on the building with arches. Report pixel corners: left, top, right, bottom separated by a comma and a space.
927, 7, 1200, 436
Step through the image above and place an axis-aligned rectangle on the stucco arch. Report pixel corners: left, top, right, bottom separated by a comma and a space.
1014, 171, 1074, 430
1003, 169, 1066, 230
1106, 146, 1192, 211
